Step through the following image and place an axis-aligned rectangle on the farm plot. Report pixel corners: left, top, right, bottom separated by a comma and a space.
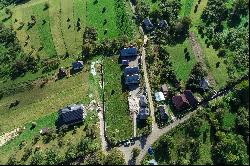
104, 56, 133, 144
0, 71, 91, 134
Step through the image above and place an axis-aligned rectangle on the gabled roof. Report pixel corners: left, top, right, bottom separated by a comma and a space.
155, 92, 165, 102
72, 61, 84, 70
144, 18, 154, 28
139, 95, 148, 107
158, 105, 169, 119
161, 84, 168, 93
172, 95, 190, 110
124, 66, 139, 76
121, 47, 138, 57
200, 79, 210, 90
58, 104, 86, 126
183, 90, 198, 107
138, 107, 149, 119
125, 74, 140, 85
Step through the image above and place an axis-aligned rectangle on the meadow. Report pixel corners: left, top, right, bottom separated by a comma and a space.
166, 39, 196, 85
103, 56, 133, 144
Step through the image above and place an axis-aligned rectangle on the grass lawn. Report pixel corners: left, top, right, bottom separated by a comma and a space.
180, 0, 195, 16
104, 56, 133, 143
86, 0, 119, 40
222, 111, 236, 130
165, 39, 196, 84
0, 71, 91, 133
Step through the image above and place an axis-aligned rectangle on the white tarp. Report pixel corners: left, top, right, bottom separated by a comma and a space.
155, 92, 165, 102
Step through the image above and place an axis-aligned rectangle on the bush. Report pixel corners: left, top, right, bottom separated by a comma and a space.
21, 147, 32, 161
30, 151, 44, 165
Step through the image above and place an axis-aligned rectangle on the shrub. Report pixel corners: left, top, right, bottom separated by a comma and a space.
21, 147, 32, 161
132, 147, 141, 158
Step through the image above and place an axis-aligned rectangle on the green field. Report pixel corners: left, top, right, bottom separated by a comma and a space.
104, 56, 133, 144
166, 39, 196, 84
0, 111, 100, 164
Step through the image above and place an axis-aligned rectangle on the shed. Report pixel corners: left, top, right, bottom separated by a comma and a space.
120, 47, 138, 57
122, 60, 129, 66
160, 84, 168, 97
158, 20, 168, 29
58, 104, 86, 126
138, 107, 150, 119
40, 128, 49, 135
155, 92, 165, 102
58, 67, 67, 78
72, 61, 84, 71
200, 79, 210, 91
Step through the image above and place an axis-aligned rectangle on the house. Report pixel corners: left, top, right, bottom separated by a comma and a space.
138, 107, 150, 119
124, 66, 139, 76
172, 94, 190, 110
139, 95, 148, 107
160, 84, 168, 97
183, 90, 198, 107
155, 92, 165, 102
158, 20, 168, 29
122, 60, 129, 66
58, 67, 67, 78
72, 61, 84, 71
200, 79, 210, 91
143, 18, 154, 31
120, 47, 138, 57
125, 74, 140, 85
158, 105, 169, 120
58, 104, 86, 126
172, 90, 198, 110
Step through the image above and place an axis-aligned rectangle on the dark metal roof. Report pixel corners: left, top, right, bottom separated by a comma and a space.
122, 60, 129, 66
125, 75, 140, 85
121, 47, 138, 57
124, 66, 139, 76
144, 18, 154, 27
138, 107, 149, 119
58, 104, 85, 126
139, 95, 148, 107
72, 61, 84, 70
184, 90, 198, 107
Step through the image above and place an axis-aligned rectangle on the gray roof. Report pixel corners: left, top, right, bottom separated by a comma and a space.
158, 105, 169, 119
124, 66, 139, 76
121, 47, 138, 57
138, 107, 150, 119
58, 104, 86, 126
200, 79, 210, 90
125, 74, 140, 85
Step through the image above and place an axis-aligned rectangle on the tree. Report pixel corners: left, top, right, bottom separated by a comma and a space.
186, 62, 208, 92
7, 154, 18, 165
105, 148, 125, 165
30, 151, 44, 165
132, 147, 141, 158
84, 150, 106, 165
65, 144, 77, 161
45, 148, 62, 165
44, 2, 49, 10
